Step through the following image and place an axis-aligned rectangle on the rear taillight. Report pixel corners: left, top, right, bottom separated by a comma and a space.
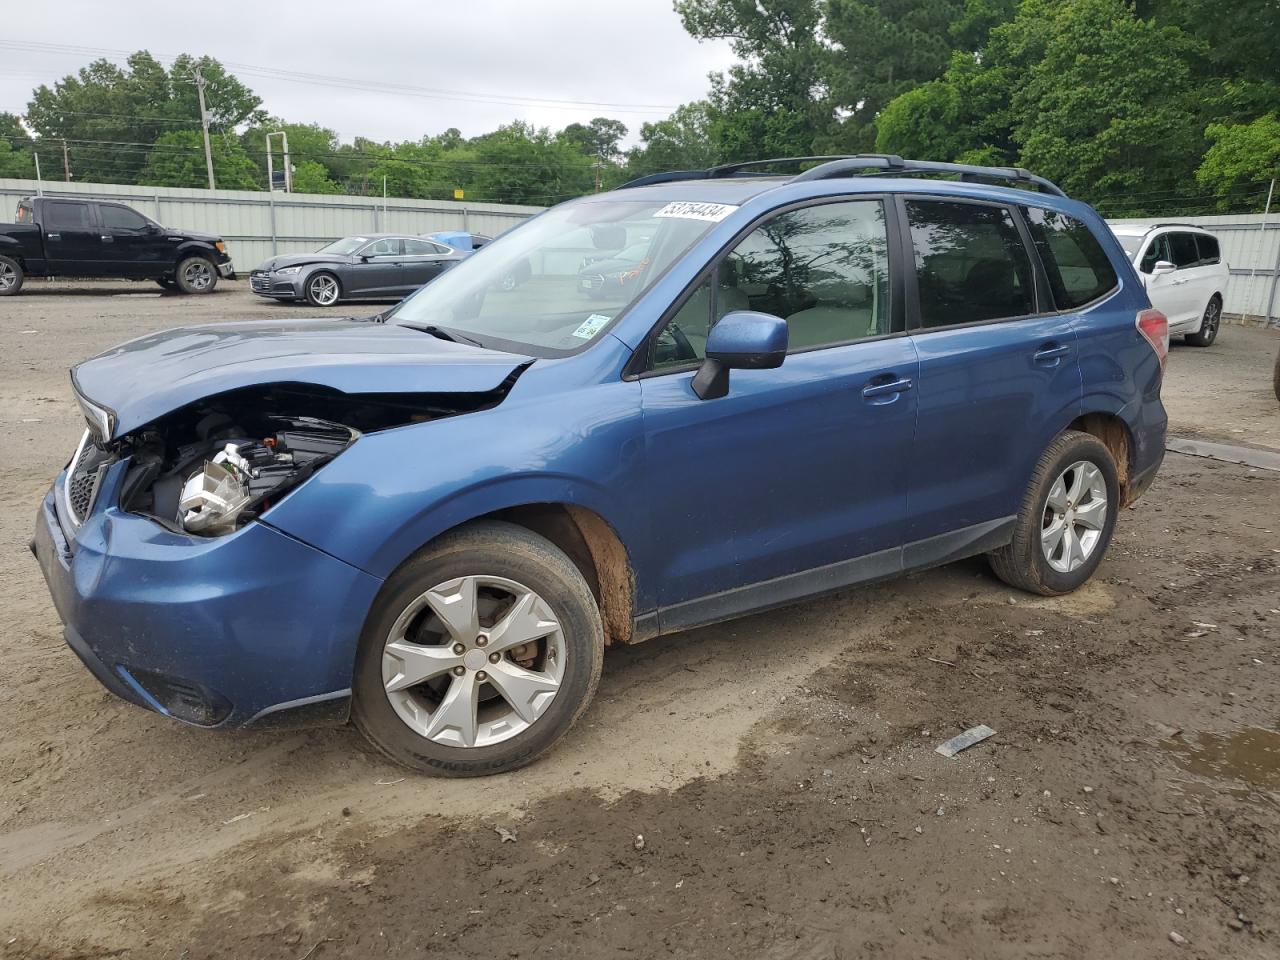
1137, 308, 1169, 372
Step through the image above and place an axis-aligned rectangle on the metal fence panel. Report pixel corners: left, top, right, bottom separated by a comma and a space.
1108, 214, 1280, 326
0, 177, 543, 272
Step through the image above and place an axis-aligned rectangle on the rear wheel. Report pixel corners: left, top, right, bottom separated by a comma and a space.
1184, 295, 1221, 347
175, 256, 217, 294
0, 255, 23, 296
988, 430, 1119, 596
352, 521, 605, 777
305, 271, 341, 307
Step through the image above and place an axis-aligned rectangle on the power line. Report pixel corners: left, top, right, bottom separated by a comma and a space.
0, 38, 678, 115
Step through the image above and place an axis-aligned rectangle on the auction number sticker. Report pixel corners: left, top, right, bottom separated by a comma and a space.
571, 313, 613, 339
652, 201, 739, 222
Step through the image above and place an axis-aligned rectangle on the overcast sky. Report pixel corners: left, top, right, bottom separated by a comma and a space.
0, 0, 738, 145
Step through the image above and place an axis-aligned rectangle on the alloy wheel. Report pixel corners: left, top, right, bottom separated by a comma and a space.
1203, 299, 1220, 338
309, 275, 339, 306
183, 259, 213, 291
0, 262, 18, 290
381, 575, 565, 748
1041, 460, 1108, 573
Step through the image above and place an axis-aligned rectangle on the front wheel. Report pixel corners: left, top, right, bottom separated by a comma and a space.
1184, 296, 1221, 347
304, 271, 341, 307
352, 521, 605, 777
0, 255, 24, 296
175, 256, 217, 294
988, 430, 1119, 596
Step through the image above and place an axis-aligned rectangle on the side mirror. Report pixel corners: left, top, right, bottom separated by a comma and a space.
359, 254, 370, 263
1151, 260, 1176, 275
692, 310, 788, 400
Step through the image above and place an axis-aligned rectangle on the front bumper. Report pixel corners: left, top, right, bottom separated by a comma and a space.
249, 271, 300, 299
216, 260, 236, 280
32, 461, 382, 727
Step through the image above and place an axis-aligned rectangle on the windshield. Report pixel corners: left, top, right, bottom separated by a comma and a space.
386, 199, 733, 355
1115, 234, 1143, 258
317, 236, 368, 255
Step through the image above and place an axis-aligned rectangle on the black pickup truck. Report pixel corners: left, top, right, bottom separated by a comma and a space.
0, 196, 235, 296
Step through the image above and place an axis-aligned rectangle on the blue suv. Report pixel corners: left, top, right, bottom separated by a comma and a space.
32, 155, 1169, 776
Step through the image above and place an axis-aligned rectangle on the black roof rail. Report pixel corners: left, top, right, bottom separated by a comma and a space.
618, 154, 1067, 197
790, 155, 1067, 196
618, 155, 861, 190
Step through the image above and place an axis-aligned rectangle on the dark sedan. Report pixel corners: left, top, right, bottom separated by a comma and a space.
249, 234, 466, 306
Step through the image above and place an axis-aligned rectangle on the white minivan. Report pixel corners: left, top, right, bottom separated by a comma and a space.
1111, 223, 1228, 346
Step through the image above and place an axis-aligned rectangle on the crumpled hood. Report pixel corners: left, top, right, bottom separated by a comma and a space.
254, 253, 352, 273
72, 318, 532, 438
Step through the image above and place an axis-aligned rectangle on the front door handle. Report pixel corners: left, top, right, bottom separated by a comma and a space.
862, 376, 914, 401
46, 232, 61, 241
100, 234, 114, 243
1034, 343, 1070, 366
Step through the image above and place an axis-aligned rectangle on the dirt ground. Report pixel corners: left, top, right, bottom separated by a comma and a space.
1, 281, 1278, 959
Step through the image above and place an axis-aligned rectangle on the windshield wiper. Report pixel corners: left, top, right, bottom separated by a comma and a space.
402, 323, 484, 348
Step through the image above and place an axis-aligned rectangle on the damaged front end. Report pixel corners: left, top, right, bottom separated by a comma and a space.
75, 379, 517, 538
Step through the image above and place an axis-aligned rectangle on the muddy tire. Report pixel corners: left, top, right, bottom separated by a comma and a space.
1184, 295, 1221, 347
352, 521, 605, 777
0, 255, 23, 296
988, 430, 1119, 596
174, 256, 218, 294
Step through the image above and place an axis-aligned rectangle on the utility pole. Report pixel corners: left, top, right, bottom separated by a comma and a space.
61, 139, 72, 181
193, 65, 216, 190
33, 151, 42, 196
265, 131, 292, 192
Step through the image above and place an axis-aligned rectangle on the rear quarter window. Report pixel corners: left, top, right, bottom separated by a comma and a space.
1024, 208, 1119, 310
1194, 233, 1220, 265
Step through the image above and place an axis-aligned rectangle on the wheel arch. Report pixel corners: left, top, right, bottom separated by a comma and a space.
172, 241, 219, 267
367, 493, 640, 648
1066, 409, 1135, 505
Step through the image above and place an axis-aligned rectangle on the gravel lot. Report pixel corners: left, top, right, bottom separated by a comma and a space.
1, 281, 1278, 959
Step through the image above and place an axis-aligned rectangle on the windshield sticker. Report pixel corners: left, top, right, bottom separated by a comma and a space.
571, 314, 612, 339
652, 201, 739, 223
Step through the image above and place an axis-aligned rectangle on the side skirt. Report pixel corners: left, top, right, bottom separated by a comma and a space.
639, 516, 1016, 640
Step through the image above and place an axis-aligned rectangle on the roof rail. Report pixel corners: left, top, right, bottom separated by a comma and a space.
790, 155, 1066, 196
618, 154, 1067, 196
618, 155, 860, 190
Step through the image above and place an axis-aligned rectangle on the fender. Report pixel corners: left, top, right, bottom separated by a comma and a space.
263, 360, 652, 597
172, 238, 221, 264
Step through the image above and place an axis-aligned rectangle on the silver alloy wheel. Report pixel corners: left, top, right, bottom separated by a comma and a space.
1202, 298, 1220, 338
308, 274, 340, 306
381, 575, 565, 748
1041, 460, 1108, 573
182, 259, 213, 291
0, 262, 15, 290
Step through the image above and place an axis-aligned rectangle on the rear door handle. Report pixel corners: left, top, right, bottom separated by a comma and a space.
46, 232, 60, 240
862, 376, 914, 400
100, 234, 114, 243
1034, 343, 1070, 366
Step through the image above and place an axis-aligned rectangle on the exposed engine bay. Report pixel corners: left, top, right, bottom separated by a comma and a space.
112, 382, 515, 536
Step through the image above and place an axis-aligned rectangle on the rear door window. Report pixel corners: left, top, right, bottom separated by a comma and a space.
1168, 232, 1200, 269
905, 200, 1036, 328
1194, 233, 1220, 265
1024, 207, 1118, 310
44, 201, 93, 230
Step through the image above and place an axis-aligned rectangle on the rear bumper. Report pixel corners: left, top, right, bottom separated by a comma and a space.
1127, 396, 1168, 504
32, 463, 382, 728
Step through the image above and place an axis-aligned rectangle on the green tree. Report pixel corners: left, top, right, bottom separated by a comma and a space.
289, 159, 343, 194
823, 0, 965, 147
625, 102, 718, 177
139, 129, 260, 189
24, 51, 262, 185
558, 117, 629, 160
463, 122, 594, 204
1197, 114, 1280, 208
676, 0, 829, 160
0, 113, 37, 179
